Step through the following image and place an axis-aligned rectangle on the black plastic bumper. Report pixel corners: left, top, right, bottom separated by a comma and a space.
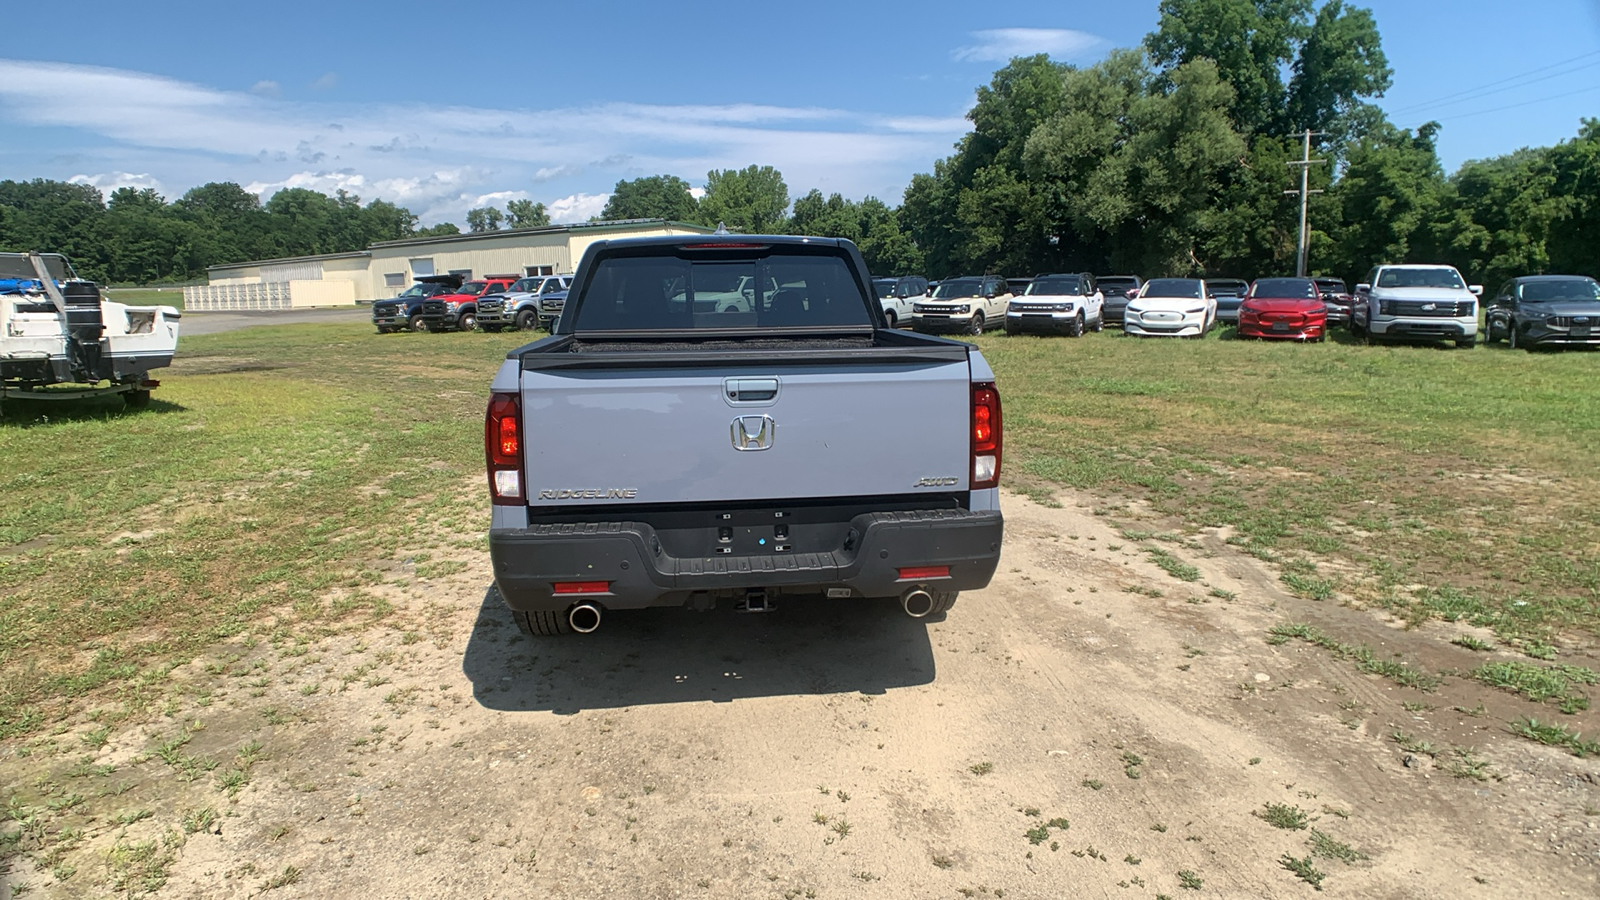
490, 508, 1003, 612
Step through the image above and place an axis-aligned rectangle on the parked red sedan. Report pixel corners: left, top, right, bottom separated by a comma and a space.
1237, 277, 1327, 341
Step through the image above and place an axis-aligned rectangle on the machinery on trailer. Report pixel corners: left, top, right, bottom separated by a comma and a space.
0, 251, 181, 406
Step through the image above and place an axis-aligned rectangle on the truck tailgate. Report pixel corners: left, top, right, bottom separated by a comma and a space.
520, 358, 971, 506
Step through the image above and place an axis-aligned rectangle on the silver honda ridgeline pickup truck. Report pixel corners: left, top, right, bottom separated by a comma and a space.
484, 235, 1005, 635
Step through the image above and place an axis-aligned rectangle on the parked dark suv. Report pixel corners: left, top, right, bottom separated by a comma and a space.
1098, 275, 1143, 325
1207, 278, 1251, 323
372, 274, 463, 333
1313, 276, 1353, 326
1484, 275, 1600, 350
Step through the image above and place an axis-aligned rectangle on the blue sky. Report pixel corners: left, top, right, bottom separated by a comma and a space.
1, 0, 1596, 227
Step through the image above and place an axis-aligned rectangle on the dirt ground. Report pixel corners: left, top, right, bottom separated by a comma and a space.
5, 489, 1598, 899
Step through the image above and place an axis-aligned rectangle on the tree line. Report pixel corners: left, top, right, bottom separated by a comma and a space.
0, 180, 458, 285
2, 0, 1596, 290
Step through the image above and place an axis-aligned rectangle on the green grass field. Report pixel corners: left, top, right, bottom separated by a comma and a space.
0, 322, 1596, 738
987, 327, 1600, 644
102, 287, 186, 311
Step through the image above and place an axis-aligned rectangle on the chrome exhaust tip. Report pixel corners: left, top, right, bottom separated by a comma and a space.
568, 603, 602, 634
901, 588, 935, 619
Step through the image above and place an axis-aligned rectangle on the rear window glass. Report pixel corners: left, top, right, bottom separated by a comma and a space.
1251, 278, 1319, 298
1142, 279, 1203, 298
571, 251, 871, 331
1027, 277, 1082, 296
1519, 279, 1600, 302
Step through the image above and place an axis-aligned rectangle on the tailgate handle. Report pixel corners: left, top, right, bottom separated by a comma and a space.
726, 377, 779, 404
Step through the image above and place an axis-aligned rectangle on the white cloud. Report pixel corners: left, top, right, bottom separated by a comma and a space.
310, 71, 339, 91
0, 58, 971, 227
953, 28, 1102, 63
548, 193, 609, 224
249, 80, 281, 98
68, 171, 164, 194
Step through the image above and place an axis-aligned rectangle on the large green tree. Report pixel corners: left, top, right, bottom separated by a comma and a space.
506, 199, 551, 229
698, 165, 789, 234
600, 175, 699, 221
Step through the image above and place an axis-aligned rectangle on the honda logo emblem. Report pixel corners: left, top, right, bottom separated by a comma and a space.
731, 415, 776, 451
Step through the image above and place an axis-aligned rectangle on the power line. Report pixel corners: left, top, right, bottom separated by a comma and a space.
1388, 59, 1600, 117
1387, 49, 1600, 116
1398, 83, 1600, 129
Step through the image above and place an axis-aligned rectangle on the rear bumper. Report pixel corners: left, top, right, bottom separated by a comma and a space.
1238, 319, 1326, 340
1522, 323, 1600, 347
1369, 316, 1475, 339
490, 508, 1004, 612
912, 314, 979, 334
1005, 312, 1080, 333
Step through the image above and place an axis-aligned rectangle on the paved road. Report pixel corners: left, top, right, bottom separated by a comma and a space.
180, 306, 371, 336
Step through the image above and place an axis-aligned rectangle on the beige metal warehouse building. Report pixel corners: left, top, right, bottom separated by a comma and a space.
184, 218, 714, 310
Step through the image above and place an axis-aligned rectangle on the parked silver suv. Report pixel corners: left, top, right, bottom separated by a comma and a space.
1353, 264, 1481, 348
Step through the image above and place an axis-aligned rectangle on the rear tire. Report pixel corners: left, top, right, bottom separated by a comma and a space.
1091, 312, 1104, 332
124, 389, 151, 408
884, 310, 897, 329
510, 596, 572, 636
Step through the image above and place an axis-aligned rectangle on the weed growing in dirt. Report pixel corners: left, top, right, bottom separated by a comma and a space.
1307, 828, 1365, 863
1472, 661, 1596, 709
1255, 803, 1310, 830
969, 761, 994, 776
1121, 751, 1144, 779
1145, 548, 1201, 582
1280, 573, 1336, 601
1508, 717, 1600, 757
1267, 624, 1441, 691
1280, 854, 1326, 889
1444, 747, 1497, 781
1451, 635, 1494, 651
1081, 779, 1104, 790
1177, 870, 1203, 890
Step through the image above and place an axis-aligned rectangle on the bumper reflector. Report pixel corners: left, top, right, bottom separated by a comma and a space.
897, 566, 951, 581
553, 581, 611, 595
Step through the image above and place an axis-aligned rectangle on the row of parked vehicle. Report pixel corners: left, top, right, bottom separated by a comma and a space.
876, 267, 1600, 350
371, 273, 572, 334
370, 263, 1600, 353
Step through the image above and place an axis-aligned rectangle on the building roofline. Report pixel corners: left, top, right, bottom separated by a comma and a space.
366, 218, 714, 251
206, 249, 371, 273
206, 219, 715, 272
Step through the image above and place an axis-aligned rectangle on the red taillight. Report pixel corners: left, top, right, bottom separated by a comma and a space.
897, 566, 951, 581
552, 581, 611, 595
971, 382, 1002, 490
485, 392, 523, 505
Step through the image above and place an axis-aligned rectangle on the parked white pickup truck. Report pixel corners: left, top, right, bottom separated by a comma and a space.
1352, 264, 1481, 348
484, 235, 1005, 635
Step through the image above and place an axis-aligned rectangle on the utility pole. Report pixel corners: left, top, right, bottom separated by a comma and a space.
1285, 130, 1327, 277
